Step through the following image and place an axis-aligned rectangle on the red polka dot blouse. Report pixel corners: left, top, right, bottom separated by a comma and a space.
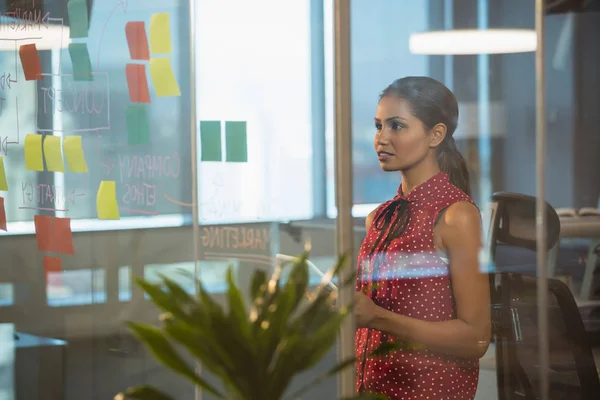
355, 172, 479, 400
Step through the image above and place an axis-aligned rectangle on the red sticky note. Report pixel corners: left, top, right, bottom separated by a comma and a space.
126, 64, 151, 103
54, 217, 75, 255
19, 44, 42, 81
0, 197, 6, 231
126, 22, 150, 60
43, 256, 63, 286
34, 215, 55, 252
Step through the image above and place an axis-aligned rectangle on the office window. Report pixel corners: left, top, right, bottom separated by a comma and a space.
325, 0, 430, 216
46, 268, 105, 307
195, 0, 314, 223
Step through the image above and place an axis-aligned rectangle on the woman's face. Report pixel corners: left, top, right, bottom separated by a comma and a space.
373, 96, 433, 172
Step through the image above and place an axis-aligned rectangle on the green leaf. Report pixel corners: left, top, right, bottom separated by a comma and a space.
267, 306, 350, 397
195, 283, 260, 397
284, 254, 310, 312
257, 269, 298, 372
198, 281, 226, 319
226, 268, 250, 339
250, 268, 268, 301
158, 274, 196, 306
134, 278, 193, 325
116, 385, 174, 400
127, 322, 224, 399
163, 320, 233, 374
301, 306, 351, 369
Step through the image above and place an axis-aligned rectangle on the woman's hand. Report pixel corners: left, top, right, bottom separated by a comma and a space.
354, 291, 379, 329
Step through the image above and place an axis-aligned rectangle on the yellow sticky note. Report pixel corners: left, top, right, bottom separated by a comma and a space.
149, 13, 172, 54
63, 136, 88, 173
0, 157, 8, 191
25, 134, 44, 171
43, 135, 65, 172
149, 58, 181, 97
96, 181, 120, 220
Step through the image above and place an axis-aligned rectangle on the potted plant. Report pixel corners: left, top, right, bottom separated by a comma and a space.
115, 252, 389, 400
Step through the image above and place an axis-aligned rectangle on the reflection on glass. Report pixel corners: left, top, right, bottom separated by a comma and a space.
46, 269, 105, 307
0, 284, 14, 307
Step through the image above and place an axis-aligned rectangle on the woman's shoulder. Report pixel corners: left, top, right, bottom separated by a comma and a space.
428, 178, 477, 212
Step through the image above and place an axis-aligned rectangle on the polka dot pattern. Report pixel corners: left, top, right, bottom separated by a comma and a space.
355, 172, 479, 400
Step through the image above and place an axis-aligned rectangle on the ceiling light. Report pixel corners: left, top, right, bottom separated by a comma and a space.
409, 29, 537, 55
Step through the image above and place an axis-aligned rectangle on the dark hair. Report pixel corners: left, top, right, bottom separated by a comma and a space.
380, 76, 471, 196
366, 77, 471, 260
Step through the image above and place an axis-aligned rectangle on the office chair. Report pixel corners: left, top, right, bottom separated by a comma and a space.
488, 192, 600, 399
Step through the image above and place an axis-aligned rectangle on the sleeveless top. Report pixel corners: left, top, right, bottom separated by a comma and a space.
355, 172, 479, 400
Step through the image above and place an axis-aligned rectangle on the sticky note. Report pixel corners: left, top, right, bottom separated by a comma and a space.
69, 43, 93, 81
200, 121, 222, 161
43, 135, 65, 172
97, 181, 120, 220
63, 136, 88, 173
19, 44, 42, 81
126, 64, 151, 103
225, 121, 248, 162
149, 58, 180, 97
149, 13, 172, 54
126, 22, 150, 60
126, 105, 150, 145
67, 0, 89, 38
34, 215, 54, 252
25, 134, 44, 171
54, 217, 75, 254
0, 197, 6, 231
0, 157, 7, 191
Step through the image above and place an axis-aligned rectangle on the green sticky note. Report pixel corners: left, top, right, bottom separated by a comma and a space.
200, 121, 222, 162
67, 0, 89, 38
225, 121, 247, 162
126, 105, 150, 145
68, 43, 92, 81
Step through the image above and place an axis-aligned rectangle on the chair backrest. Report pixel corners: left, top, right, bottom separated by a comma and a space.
486, 192, 561, 259
486, 192, 599, 400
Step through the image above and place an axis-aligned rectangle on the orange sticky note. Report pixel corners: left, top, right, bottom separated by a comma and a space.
0, 157, 8, 191
19, 44, 42, 81
0, 197, 6, 231
126, 22, 150, 60
43, 256, 63, 286
54, 217, 75, 254
34, 215, 54, 252
126, 64, 151, 103
96, 181, 120, 220
63, 136, 88, 173
25, 134, 44, 171
43, 135, 65, 172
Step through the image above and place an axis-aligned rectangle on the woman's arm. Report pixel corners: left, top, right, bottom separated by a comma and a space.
355, 201, 491, 359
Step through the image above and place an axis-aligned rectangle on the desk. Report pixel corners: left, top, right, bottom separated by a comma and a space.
549, 216, 600, 300
15, 332, 67, 400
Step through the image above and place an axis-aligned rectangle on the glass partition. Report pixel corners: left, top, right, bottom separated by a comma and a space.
0, 0, 345, 399
340, 0, 600, 399
1, 0, 599, 399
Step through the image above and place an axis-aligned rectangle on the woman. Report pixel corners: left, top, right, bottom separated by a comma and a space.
354, 76, 491, 400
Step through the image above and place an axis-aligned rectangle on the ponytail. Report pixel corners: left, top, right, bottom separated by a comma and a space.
437, 137, 471, 196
